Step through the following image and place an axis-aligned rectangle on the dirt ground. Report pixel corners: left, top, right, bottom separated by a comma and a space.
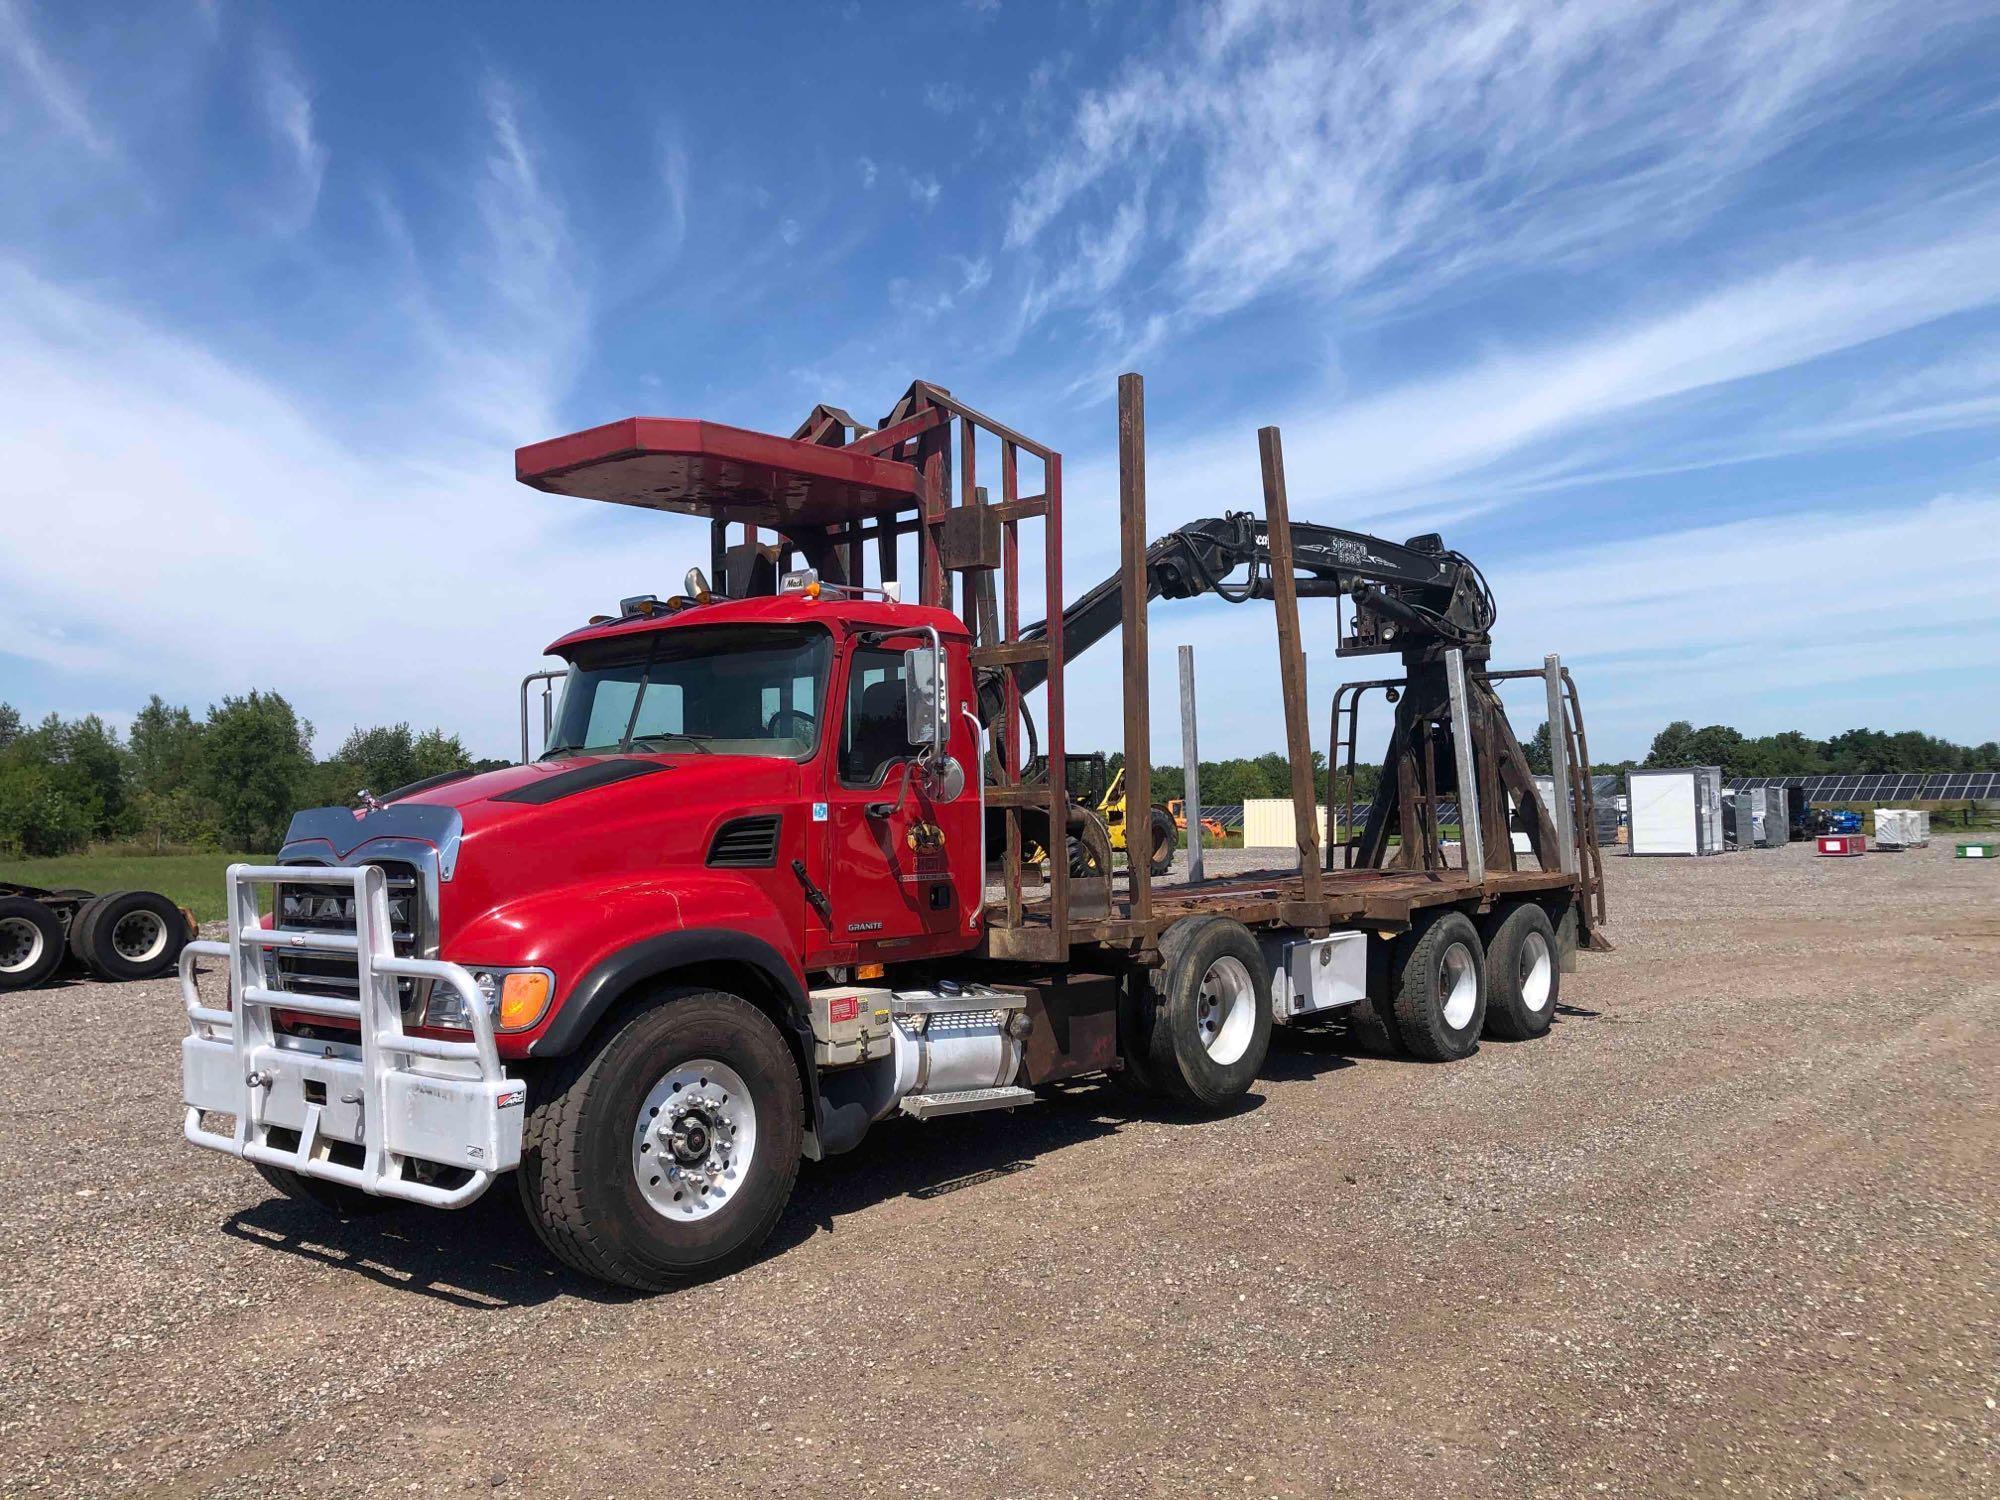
1, 841, 1994, 1498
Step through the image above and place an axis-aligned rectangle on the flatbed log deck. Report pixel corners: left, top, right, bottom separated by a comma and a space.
986, 863, 1582, 958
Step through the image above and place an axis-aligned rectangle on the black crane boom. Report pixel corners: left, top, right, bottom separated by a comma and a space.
1006, 510, 1495, 704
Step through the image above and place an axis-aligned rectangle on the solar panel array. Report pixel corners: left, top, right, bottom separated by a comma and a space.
1723, 771, 2000, 802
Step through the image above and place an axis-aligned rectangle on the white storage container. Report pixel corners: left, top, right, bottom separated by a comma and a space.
1874, 809, 1913, 849
1627, 767, 1724, 855
1241, 798, 1328, 848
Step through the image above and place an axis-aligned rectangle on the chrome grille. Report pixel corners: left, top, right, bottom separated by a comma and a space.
274, 859, 425, 1010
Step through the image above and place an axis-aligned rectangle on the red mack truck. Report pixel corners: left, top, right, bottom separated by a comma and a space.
178, 375, 1608, 1290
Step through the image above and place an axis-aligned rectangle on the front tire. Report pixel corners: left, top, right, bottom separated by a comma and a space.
253, 1160, 392, 1218
517, 989, 803, 1291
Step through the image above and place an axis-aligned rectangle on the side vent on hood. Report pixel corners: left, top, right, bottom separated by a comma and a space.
707, 814, 781, 868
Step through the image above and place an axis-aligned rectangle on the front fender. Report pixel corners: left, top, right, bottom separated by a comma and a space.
447, 873, 803, 1057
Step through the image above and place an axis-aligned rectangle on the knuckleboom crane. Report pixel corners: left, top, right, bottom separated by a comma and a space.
988, 510, 1566, 878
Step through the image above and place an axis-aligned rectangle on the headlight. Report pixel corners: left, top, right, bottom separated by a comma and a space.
422, 966, 555, 1033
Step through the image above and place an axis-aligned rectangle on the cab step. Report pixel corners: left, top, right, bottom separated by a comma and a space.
899, 1086, 1037, 1120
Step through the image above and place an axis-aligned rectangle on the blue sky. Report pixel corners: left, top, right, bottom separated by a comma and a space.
3, 0, 1998, 764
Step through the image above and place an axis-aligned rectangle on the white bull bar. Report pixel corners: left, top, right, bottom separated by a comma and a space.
180, 863, 522, 1209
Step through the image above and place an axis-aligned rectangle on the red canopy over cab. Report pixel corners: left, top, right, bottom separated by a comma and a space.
515, 417, 917, 531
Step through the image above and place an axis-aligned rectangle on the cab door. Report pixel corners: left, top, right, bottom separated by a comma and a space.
818, 636, 979, 963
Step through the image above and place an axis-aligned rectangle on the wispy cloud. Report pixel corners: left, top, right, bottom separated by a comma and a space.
0, 0, 115, 158
1102, 219, 2000, 527
908, 172, 941, 208
252, 39, 326, 232
658, 129, 690, 253
432, 73, 587, 445
1006, 0, 1983, 335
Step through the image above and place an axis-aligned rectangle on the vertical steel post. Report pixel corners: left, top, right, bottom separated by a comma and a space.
1543, 653, 1578, 875
1118, 374, 1153, 927
1445, 648, 1485, 885
1179, 644, 1204, 884
1044, 448, 1068, 949
1257, 426, 1323, 903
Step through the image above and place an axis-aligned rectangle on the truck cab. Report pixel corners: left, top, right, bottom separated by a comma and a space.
468, 582, 987, 1044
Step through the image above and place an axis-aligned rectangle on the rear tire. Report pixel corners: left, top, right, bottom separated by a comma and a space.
1390, 910, 1487, 1061
0, 898, 66, 992
517, 989, 803, 1291
1146, 916, 1273, 1109
1483, 902, 1559, 1040
74, 889, 189, 982
66, 894, 111, 967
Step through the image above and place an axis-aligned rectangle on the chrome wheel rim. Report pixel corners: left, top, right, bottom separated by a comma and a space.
0, 916, 44, 975
1195, 955, 1256, 1065
1439, 941, 1478, 1031
110, 910, 169, 965
1518, 930, 1553, 1014
632, 1058, 756, 1222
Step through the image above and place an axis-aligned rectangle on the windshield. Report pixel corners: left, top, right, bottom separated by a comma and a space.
544, 625, 831, 759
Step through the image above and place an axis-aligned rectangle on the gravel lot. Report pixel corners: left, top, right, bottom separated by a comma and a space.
2, 841, 1994, 1498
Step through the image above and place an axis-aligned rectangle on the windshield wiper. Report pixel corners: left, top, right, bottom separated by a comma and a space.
617, 632, 667, 755
626, 731, 714, 754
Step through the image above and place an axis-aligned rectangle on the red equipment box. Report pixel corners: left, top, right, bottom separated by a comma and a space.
1816, 834, 1866, 857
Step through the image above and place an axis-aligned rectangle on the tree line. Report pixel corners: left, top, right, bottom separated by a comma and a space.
0, 694, 504, 859
1111, 715, 2000, 811
6, 690, 1993, 862
1641, 722, 1999, 776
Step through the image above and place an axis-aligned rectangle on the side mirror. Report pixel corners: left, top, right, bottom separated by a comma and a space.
904, 646, 945, 748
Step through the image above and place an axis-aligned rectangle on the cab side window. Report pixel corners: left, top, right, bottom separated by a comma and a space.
840, 646, 912, 787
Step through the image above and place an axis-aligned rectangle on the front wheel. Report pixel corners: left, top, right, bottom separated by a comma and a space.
517, 989, 803, 1291
253, 1160, 391, 1218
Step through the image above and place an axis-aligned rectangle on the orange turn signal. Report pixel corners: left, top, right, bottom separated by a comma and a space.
498, 970, 553, 1031
805, 580, 822, 600
855, 962, 885, 980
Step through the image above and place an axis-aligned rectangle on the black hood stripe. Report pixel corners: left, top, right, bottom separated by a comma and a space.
490, 758, 666, 805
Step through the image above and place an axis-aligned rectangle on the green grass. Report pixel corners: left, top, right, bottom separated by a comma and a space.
0, 851, 259, 922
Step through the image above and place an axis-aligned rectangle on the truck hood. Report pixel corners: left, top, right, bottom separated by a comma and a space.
282, 753, 798, 870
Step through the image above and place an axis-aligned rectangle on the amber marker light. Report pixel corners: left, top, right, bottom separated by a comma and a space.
498, 970, 554, 1031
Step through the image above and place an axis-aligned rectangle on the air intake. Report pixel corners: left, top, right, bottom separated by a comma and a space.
707, 814, 781, 868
